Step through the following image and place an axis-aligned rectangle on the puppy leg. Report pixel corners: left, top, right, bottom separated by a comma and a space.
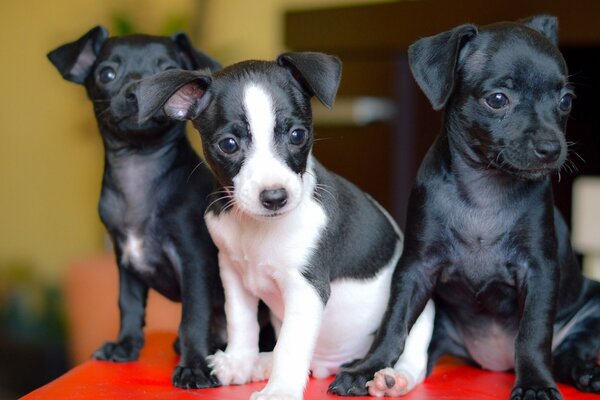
366, 301, 435, 397
511, 258, 562, 400
329, 256, 437, 396
93, 260, 148, 362
425, 306, 472, 375
172, 241, 220, 389
208, 253, 261, 385
553, 290, 600, 393
250, 271, 325, 400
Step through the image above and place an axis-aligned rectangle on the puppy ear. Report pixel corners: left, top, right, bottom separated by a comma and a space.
171, 32, 222, 72
47, 26, 109, 84
277, 52, 342, 108
137, 69, 212, 123
520, 15, 558, 46
408, 24, 477, 110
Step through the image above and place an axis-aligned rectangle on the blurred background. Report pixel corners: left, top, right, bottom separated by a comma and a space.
1, 0, 599, 397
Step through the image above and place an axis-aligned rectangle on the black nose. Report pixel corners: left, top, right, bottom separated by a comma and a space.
124, 86, 138, 112
260, 188, 288, 211
534, 140, 561, 163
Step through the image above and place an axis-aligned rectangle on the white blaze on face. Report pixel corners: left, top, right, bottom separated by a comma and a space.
233, 83, 303, 217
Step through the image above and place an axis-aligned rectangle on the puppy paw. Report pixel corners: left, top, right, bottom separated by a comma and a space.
251, 352, 273, 382
328, 368, 376, 396
207, 349, 258, 385
172, 363, 220, 389
571, 361, 600, 393
93, 336, 143, 362
366, 367, 412, 397
510, 386, 562, 400
250, 386, 301, 400
312, 366, 333, 379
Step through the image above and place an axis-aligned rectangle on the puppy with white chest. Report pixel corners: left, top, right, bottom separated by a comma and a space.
330, 16, 600, 399
48, 26, 223, 389
137, 52, 435, 399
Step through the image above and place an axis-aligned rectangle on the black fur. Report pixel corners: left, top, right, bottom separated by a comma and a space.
329, 15, 600, 398
47, 26, 224, 389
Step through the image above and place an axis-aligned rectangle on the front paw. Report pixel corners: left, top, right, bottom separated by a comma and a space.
93, 336, 143, 362
172, 363, 220, 389
329, 368, 377, 396
571, 361, 600, 393
510, 387, 562, 400
207, 349, 259, 385
250, 385, 301, 400
366, 367, 412, 397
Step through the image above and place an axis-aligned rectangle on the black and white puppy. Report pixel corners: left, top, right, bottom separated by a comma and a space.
136, 52, 435, 399
47, 26, 223, 388
330, 16, 600, 399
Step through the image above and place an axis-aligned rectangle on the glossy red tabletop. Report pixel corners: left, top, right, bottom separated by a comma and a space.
22, 331, 598, 399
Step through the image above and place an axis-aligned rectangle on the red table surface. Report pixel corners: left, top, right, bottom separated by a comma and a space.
22, 331, 598, 400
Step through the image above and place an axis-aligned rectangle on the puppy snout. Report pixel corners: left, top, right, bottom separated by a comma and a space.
533, 140, 561, 163
124, 86, 139, 112
260, 188, 288, 211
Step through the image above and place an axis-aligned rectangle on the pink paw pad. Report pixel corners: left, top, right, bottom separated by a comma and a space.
366, 368, 410, 397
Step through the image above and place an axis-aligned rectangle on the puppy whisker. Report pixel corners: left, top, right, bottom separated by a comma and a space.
313, 136, 337, 143
571, 150, 585, 164
221, 199, 236, 214
303, 170, 339, 208
187, 160, 206, 184
488, 148, 507, 169
315, 184, 339, 208
205, 195, 234, 216
95, 107, 113, 121
205, 187, 236, 215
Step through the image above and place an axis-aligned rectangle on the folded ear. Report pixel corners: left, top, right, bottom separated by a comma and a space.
137, 69, 212, 123
520, 15, 558, 46
408, 24, 477, 110
171, 32, 222, 72
277, 52, 342, 108
47, 26, 109, 84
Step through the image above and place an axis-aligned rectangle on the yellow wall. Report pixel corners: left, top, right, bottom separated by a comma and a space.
0, 0, 390, 282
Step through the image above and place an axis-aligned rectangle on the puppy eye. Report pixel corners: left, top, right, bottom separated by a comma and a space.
485, 93, 509, 109
559, 94, 574, 112
98, 67, 117, 84
218, 137, 239, 154
289, 128, 307, 146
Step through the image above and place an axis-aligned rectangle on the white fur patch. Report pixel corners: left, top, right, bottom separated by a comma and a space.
206, 162, 327, 396
233, 84, 303, 217
464, 322, 515, 371
390, 300, 435, 387
121, 232, 152, 273
365, 301, 434, 396
310, 246, 399, 377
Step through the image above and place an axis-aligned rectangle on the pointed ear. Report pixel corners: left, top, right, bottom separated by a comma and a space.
277, 52, 342, 108
47, 26, 109, 84
171, 32, 222, 72
408, 24, 477, 110
137, 69, 212, 123
520, 15, 558, 46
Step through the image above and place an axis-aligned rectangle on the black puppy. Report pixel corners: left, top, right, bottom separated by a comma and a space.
330, 16, 600, 399
47, 26, 223, 388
